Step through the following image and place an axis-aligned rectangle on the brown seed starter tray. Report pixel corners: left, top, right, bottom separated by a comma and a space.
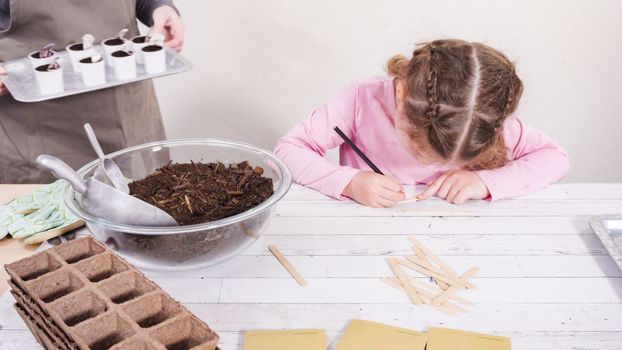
4, 236, 219, 350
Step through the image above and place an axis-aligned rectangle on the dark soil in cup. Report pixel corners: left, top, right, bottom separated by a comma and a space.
79, 57, 102, 64
129, 161, 274, 226
35, 64, 60, 72
105, 38, 124, 46
112, 51, 132, 57
69, 43, 85, 51
142, 45, 162, 52
132, 36, 147, 44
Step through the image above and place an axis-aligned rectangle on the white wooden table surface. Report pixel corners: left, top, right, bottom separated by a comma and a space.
1, 183, 622, 349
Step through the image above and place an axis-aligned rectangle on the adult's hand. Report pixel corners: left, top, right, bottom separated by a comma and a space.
152, 5, 184, 52
0, 65, 7, 96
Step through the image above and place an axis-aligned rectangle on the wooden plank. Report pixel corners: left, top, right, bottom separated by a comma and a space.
275, 199, 622, 217
4, 301, 622, 333
561, 183, 622, 200
267, 216, 591, 235
282, 184, 571, 202
213, 277, 622, 304
245, 234, 608, 256
143, 255, 622, 279
1, 329, 621, 350
283, 183, 622, 202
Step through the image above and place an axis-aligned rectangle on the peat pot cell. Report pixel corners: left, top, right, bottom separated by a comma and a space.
99, 271, 156, 305
54, 237, 105, 264
122, 291, 183, 329
6, 251, 62, 282
48, 289, 108, 327
72, 312, 135, 350
28, 270, 84, 303
149, 314, 219, 350
109, 336, 162, 350
74, 252, 129, 283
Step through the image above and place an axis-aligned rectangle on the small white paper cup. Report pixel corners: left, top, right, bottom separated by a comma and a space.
78, 57, 106, 86
34, 64, 64, 94
66, 43, 95, 72
131, 35, 149, 64
111, 51, 137, 80
142, 45, 166, 74
28, 50, 58, 68
102, 37, 127, 67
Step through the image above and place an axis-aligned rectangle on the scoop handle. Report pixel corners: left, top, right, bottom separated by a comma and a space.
84, 123, 106, 159
36, 155, 87, 194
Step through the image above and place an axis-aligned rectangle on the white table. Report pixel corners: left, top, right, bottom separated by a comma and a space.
1, 183, 621, 349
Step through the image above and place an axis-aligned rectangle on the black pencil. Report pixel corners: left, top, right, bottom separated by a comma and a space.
333, 126, 384, 175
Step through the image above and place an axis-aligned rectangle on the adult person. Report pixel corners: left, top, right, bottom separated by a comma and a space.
0, 0, 184, 183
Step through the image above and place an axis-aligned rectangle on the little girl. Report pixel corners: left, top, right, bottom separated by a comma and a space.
274, 39, 569, 207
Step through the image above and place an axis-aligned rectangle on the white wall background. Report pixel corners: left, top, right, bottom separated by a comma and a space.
153, 0, 622, 182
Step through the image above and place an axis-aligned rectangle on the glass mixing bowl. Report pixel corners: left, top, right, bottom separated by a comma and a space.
64, 139, 291, 271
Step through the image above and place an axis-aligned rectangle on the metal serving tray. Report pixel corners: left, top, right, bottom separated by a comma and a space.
0, 45, 192, 103
590, 215, 622, 271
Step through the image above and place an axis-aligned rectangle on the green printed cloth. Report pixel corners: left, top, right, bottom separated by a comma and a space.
0, 181, 80, 239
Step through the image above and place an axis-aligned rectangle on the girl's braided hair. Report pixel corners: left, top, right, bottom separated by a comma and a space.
388, 39, 523, 170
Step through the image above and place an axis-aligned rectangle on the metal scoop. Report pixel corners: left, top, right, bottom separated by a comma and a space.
36, 155, 178, 227
84, 123, 130, 193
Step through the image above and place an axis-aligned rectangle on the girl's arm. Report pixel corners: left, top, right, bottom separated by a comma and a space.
475, 117, 570, 200
274, 84, 362, 199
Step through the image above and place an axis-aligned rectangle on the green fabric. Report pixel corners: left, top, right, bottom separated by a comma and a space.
0, 181, 80, 239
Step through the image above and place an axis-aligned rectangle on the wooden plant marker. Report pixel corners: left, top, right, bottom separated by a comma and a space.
405, 277, 473, 307
381, 277, 466, 315
388, 258, 422, 305
396, 258, 472, 290
383, 237, 479, 315
409, 237, 460, 277
268, 245, 307, 287
433, 267, 480, 306
407, 249, 450, 290
404, 256, 475, 289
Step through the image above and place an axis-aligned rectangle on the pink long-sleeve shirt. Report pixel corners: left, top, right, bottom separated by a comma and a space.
274, 76, 570, 201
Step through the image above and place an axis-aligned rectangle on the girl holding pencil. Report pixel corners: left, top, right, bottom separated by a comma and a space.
274, 39, 569, 207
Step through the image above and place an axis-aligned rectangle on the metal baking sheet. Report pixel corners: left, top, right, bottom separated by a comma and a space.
0, 45, 192, 103
590, 215, 622, 271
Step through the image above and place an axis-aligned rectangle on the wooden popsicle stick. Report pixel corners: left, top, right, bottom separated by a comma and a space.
380, 277, 464, 315
387, 258, 422, 305
409, 237, 460, 280
387, 277, 472, 309
405, 256, 475, 289
407, 250, 450, 290
405, 277, 473, 307
380, 277, 456, 315
268, 245, 307, 287
399, 197, 421, 204
412, 245, 428, 265
396, 258, 471, 289
433, 267, 480, 306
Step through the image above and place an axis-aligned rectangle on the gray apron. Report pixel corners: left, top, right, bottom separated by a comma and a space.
0, 0, 166, 184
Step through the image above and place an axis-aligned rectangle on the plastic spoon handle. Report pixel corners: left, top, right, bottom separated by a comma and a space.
36, 155, 87, 194
84, 123, 105, 158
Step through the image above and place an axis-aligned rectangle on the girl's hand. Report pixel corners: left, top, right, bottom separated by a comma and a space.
152, 6, 184, 52
417, 169, 489, 204
0, 65, 7, 96
343, 171, 405, 208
